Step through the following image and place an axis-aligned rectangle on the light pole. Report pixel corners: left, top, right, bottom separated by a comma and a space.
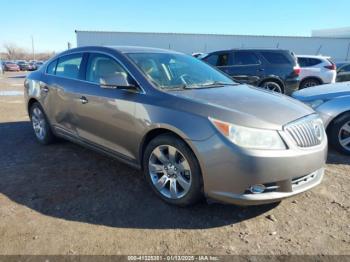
31, 35, 35, 61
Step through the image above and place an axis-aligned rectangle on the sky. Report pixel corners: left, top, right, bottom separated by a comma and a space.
1, 0, 349, 53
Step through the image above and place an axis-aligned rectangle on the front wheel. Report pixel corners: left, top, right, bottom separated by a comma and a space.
143, 134, 203, 206
329, 113, 350, 155
29, 102, 56, 145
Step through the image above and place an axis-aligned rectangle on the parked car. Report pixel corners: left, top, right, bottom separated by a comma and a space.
24, 46, 327, 206
4, 61, 20, 71
28, 62, 36, 71
293, 82, 350, 155
34, 61, 44, 69
17, 61, 30, 71
297, 55, 336, 89
201, 49, 300, 95
192, 52, 205, 58
0, 60, 3, 75
336, 62, 350, 82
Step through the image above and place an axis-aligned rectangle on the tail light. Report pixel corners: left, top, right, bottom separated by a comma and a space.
293, 66, 301, 76
324, 62, 336, 70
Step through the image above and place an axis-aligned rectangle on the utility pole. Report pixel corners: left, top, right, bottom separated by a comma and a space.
31, 35, 35, 61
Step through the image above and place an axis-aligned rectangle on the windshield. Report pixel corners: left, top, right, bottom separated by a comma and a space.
127, 52, 235, 89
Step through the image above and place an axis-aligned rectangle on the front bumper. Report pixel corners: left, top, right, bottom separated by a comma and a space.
208, 168, 324, 205
191, 130, 327, 206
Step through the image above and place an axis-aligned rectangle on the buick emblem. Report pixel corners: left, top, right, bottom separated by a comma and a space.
313, 122, 323, 141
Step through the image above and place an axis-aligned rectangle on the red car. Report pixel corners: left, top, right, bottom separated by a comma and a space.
4, 62, 20, 71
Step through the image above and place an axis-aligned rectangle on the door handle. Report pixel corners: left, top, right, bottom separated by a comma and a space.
79, 96, 88, 104
257, 68, 264, 72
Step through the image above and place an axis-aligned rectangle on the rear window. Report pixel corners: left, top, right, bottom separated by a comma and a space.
260, 51, 292, 65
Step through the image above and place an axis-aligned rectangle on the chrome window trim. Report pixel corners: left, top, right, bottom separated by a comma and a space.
44, 50, 146, 94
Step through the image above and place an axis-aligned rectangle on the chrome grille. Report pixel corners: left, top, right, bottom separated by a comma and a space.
284, 115, 324, 148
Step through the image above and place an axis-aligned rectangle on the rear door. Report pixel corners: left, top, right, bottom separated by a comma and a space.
41, 53, 84, 136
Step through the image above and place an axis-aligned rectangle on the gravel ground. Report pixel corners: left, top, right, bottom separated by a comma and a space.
0, 72, 349, 255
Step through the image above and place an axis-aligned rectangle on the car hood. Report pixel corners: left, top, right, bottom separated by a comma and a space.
170, 84, 314, 130
293, 82, 350, 101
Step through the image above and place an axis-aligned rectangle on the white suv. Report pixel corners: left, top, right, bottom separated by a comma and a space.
297, 55, 337, 89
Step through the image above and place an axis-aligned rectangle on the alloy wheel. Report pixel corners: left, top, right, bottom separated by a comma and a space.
262, 82, 283, 93
303, 81, 319, 88
31, 107, 46, 140
338, 121, 350, 152
148, 145, 192, 199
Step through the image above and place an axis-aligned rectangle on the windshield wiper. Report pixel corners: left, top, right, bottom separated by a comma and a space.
184, 81, 237, 89
163, 81, 238, 91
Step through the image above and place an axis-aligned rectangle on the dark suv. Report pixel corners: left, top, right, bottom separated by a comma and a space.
202, 49, 300, 95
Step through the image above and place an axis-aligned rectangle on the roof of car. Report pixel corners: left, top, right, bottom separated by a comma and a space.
108, 45, 181, 54
207, 48, 291, 54
63, 45, 181, 55
296, 55, 331, 59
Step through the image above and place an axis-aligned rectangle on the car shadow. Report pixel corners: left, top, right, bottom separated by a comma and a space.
327, 149, 350, 165
0, 121, 278, 229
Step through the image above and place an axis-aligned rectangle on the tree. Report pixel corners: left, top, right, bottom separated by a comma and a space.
3, 43, 25, 60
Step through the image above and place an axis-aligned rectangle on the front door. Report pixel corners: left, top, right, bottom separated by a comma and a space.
73, 53, 140, 160
222, 51, 262, 85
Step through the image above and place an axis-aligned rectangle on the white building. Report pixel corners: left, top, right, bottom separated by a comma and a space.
76, 30, 350, 61
312, 27, 350, 38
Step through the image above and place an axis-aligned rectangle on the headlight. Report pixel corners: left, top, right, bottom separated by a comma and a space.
306, 99, 324, 109
209, 118, 286, 150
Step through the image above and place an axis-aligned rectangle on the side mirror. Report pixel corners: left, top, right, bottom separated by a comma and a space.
100, 73, 137, 90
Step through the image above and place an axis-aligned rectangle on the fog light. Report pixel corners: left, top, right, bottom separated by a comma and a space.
249, 184, 266, 194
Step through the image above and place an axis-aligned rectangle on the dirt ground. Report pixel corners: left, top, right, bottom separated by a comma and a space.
0, 71, 349, 255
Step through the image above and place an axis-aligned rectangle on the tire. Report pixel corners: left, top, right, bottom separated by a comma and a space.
29, 102, 56, 145
143, 134, 203, 206
328, 112, 350, 155
300, 78, 321, 89
260, 81, 284, 94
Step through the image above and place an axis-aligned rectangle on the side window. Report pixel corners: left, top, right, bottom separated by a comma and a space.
55, 54, 83, 80
298, 58, 308, 67
204, 54, 219, 66
217, 53, 229, 66
233, 51, 260, 65
86, 53, 129, 84
260, 52, 291, 65
46, 60, 57, 74
308, 58, 322, 66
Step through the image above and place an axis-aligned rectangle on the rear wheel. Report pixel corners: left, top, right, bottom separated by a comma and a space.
143, 134, 203, 206
260, 81, 283, 93
329, 113, 350, 155
300, 78, 321, 89
29, 102, 55, 145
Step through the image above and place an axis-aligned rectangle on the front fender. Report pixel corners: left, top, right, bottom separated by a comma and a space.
317, 97, 350, 128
